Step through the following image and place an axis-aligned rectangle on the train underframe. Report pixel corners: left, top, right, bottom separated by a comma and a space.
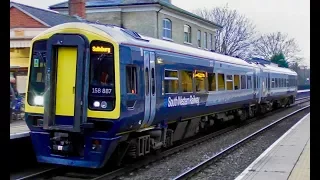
110, 95, 296, 166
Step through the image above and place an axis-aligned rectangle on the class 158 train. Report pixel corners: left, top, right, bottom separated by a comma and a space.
24, 22, 297, 168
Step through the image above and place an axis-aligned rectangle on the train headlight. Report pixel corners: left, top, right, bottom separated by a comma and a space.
93, 101, 100, 107
34, 96, 44, 106
101, 101, 107, 108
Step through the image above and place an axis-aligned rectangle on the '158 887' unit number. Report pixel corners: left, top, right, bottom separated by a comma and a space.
92, 87, 112, 94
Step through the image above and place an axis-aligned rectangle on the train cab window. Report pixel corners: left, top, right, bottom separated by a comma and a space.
89, 41, 115, 111
241, 75, 246, 89
234, 75, 240, 90
208, 73, 217, 91
164, 70, 179, 94
247, 76, 252, 89
218, 73, 225, 91
27, 40, 47, 106
194, 71, 207, 92
226, 75, 233, 90
181, 70, 193, 92
126, 66, 137, 94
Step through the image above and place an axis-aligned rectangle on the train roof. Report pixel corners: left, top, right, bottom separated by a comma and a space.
35, 22, 297, 76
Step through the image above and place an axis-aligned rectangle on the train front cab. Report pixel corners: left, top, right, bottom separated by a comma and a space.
24, 24, 122, 168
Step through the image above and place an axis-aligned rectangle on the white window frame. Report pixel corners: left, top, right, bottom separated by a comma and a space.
163, 18, 172, 40
184, 25, 192, 44
197, 30, 201, 48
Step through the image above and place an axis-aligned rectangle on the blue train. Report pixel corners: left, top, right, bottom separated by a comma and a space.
24, 22, 298, 168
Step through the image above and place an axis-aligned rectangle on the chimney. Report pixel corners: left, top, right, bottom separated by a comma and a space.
69, 0, 86, 18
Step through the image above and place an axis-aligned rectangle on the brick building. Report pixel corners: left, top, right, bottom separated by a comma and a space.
49, 0, 222, 50
10, 1, 80, 94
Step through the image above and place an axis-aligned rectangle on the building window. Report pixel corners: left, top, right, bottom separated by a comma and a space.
197, 30, 201, 48
194, 71, 206, 92
126, 66, 137, 94
163, 19, 172, 39
208, 73, 216, 91
184, 25, 191, 43
204, 32, 208, 49
164, 70, 179, 93
209, 33, 213, 50
181, 70, 193, 92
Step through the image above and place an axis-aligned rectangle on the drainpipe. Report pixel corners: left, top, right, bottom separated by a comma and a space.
156, 6, 163, 39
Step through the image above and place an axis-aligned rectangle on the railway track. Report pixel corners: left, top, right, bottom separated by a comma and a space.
172, 104, 310, 180
15, 96, 310, 180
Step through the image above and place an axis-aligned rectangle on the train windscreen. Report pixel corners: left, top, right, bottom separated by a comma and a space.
27, 40, 47, 106
88, 41, 115, 111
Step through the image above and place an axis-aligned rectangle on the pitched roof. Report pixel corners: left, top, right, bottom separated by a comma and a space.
10, 1, 81, 27
49, 0, 222, 29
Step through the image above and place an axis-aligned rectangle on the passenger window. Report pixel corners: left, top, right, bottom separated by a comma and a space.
234, 75, 240, 90
276, 78, 279, 88
253, 75, 256, 89
145, 68, 149, 95
218, 73, 225, 91
181, 70, 193, 92
194, 71, 207, 92
151, 68, 155, 95
208, 73, 216, 91
126, 66, 137, 94
241, 75, 246, 89
247, 76, 252, 89
164, 70, 179, 94
271, 78, 275, 88
226, 75, 233, 90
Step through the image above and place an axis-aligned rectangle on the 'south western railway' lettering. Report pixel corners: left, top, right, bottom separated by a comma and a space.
167, 95, 200, 107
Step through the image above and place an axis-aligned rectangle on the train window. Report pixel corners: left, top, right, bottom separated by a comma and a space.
218, 73, 225, 91
27, 40, 47, 106
276, 78, 279, 88
164, 70, 179, 93
226, 75, 233, 90
271, 78, 275, 88
247, 76, 252, 89
151, 68, 155, 95
234, 75, 240, 90
253, 75, 256, 89
208, 73, 216, 91
181, 70, 193, 92
145, 68, 149, 95
241, 75, 246, 89
194, 71, 207, 92
126, 66, 137, 94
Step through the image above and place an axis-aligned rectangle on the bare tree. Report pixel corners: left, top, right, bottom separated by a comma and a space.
193, 5, 256, 59
253, 32, 300, 61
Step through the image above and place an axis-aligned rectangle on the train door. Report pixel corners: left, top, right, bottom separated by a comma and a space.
141, 50, 157, 128
43, 34, 88, 132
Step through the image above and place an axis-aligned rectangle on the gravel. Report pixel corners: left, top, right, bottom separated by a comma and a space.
117, 101, 310, 180
191, 106, 310, 180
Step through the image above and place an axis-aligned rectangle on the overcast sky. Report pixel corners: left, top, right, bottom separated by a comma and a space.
12, 0, 310, 66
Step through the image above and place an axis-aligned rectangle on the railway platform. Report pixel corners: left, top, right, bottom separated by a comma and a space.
10, 120, 29, 140
235, 113, 310, 180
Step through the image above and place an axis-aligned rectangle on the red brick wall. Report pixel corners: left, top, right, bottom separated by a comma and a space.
10, 7, 47, 28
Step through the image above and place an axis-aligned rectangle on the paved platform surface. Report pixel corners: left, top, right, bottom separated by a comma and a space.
235, 113, 310, 180
10, 120, 29, 140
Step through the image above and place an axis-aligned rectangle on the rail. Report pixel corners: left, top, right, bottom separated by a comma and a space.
172, 105, 310, 180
